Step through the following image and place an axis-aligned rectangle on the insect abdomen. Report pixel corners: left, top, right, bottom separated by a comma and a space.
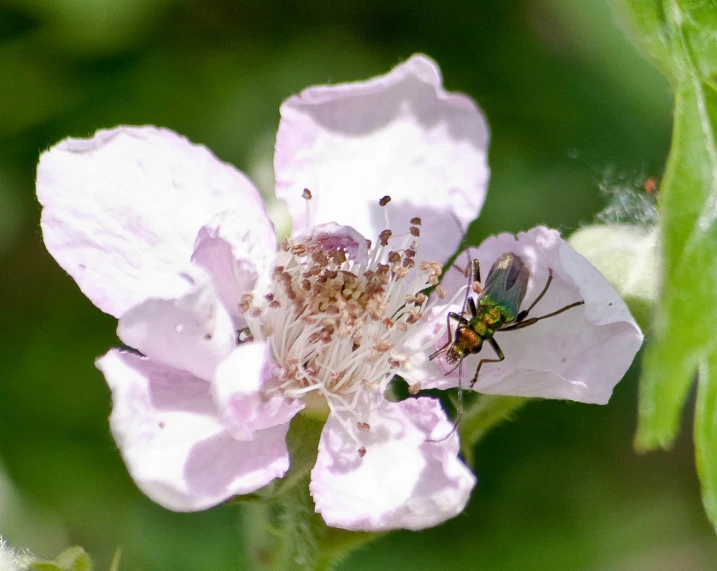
446, 328, 482, 363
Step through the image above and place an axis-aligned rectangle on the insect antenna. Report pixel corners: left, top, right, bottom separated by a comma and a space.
429, 214, 473, 443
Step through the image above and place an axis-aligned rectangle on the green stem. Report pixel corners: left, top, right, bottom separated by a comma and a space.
459, 395, 529, 466
242, 476, 381, 571
275, 477, 326, 571
242, 503, 280, 571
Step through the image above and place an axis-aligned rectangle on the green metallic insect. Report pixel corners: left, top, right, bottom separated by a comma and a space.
430, 253, 585, 387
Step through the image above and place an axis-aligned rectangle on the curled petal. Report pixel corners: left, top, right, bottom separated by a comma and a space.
293, 222, 369, 265
192, 212, 273, 327
97, 350, 290, 511
213, 343, 304, 441
117, 269, 235, 381
310, 397, 475, 531
275, 54, 489, 265
425, 227, 643, 404
37, 126, 270, 317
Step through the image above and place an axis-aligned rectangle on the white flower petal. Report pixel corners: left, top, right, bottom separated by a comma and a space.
213, 343, 304, 441
117, 269, 235, 381
310, 397, 475, 531
97, 350, 290, 511
399, 304, 453, 387
424, 227, 643, 404
275, 54, 489, 265
37, 126, 271, 317
191, 212, 274, 327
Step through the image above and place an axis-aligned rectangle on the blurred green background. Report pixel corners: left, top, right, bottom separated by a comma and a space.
0, 0, 713, 569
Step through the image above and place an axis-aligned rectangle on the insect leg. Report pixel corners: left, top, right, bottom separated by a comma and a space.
466, 296, 477, 318
429, 312, 468, 360
501, 300, 585, 332
515, 269, 553, 323
469, 338, 505, 388
471, 258, 481, 283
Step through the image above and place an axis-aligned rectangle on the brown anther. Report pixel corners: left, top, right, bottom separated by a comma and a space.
357, 422, 371, 432
415, 292, 427, 305
269, 300, 281, 309
280, 238, 291, 252
396, 322, 408, 331
406, 310, 424, 324
388, 251, 401, 264
203, 333, 212, 341
366, 299, 386, 320
378, 196, 391, 207
402, 258, 415, 269
404, 294, 415, 304
408, 383, 421, 395
250, 308, 262, 318
472, 281, 483, 294
410, 217, 422, 226
238, 292, 254, 314
358, 446, 367, 458
409, 226, 421, 237
378, 229, 392, 247
404, 248, 416, 258
292, 244, 308, 257
265, 293, 274, 301
382, 317, 394, 329
436, 286, 447, 299
393, 266, 410, 279
302, 188, 313, 200
373, 339, 392, 353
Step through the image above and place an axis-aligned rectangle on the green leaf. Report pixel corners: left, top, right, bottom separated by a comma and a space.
615, 0, 717, 536
695, 347, 717, 533
611, 0, 673, 77
29, 547, 92, 571
617, 0, 717, 452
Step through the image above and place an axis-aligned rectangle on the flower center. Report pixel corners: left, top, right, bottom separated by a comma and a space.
240, 203, 445, 429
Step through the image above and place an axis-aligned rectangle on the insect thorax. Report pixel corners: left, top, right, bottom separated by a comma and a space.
471, 299, 512, 338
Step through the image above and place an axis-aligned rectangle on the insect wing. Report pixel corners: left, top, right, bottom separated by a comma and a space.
481, 253, 530, 321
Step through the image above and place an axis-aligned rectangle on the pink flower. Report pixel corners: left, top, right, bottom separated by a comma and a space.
36, 54, 641, 531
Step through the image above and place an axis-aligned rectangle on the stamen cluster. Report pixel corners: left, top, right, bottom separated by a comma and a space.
238, 211, 443, 427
